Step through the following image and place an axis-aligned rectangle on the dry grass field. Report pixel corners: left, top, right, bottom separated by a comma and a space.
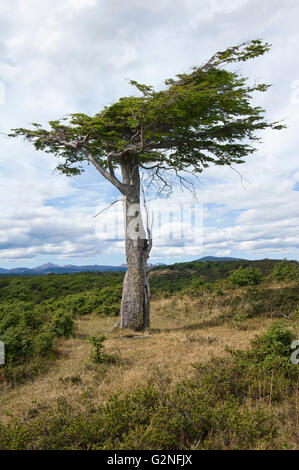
0, 293, 284, 423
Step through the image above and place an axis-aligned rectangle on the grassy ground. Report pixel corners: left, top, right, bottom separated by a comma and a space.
0, 292, 285, 423
0, 281, 298, 449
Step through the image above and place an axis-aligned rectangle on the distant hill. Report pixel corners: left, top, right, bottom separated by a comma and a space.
0, 261, 167, 276
0, 256, 296, 278
149, 258, 296, 294
0, 263, 128, 276
196, 256, 245, 262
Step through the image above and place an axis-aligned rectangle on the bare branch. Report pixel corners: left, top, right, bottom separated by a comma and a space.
141, 185, 153, 257
229, 165, 251, 190
92, 199, 123, 219
47, 133, 135, 194
105, 321, 120, 334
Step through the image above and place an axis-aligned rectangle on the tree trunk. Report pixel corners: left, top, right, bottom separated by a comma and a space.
120, 157, 151, 331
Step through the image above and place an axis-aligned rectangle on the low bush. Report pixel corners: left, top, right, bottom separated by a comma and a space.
50, 311, 75, 339
34, 328, 55, 356
0, 282, 122, 380
270, 260, 299, 282
52, 286, 122, 317
0, 325, 33, 363
89, 335, 115, 364
195, 321, 298, 404
228, 267, 263, 286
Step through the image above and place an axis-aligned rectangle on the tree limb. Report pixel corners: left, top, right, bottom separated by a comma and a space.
92, 199, 123, 219
48, 135, 129, 194
83, 151, 128, 194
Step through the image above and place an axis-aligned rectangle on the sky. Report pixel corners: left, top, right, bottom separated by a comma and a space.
0, 0, 298, 268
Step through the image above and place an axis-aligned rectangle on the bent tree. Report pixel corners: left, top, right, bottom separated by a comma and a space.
10, 40, 283, 331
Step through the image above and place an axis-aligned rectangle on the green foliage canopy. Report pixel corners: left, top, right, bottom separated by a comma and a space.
9, 40, 284, 193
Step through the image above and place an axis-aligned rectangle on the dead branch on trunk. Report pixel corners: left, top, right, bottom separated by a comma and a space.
105, 321, 120, 334
92, 199, 123, 219
141, 185, 153, 257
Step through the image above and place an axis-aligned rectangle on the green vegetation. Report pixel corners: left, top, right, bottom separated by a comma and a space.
0, 273, 124, 384
0, 322, 297, 450
89, 335, 116, 364
50, 311, 75, 339
150, 258, 297, 294
228, 266, 263, 286
0, 258, 298, 449
270, 260, 299, 282
0, 271, 125, 304
0, 258, 298, 381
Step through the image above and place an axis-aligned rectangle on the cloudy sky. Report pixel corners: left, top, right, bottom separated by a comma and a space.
0, 0, 298, 268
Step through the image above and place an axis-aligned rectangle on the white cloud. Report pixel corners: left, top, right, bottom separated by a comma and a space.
0, 0, 298, 266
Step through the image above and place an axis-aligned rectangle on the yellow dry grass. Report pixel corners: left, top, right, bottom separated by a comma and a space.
0, 294, 276, 424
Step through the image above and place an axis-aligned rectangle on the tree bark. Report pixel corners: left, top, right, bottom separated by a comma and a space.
120, 157, 151, 331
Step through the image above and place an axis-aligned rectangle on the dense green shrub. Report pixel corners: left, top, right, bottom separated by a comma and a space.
0, 259, 296, 301
0, 326, 33, 363
0, 271, 125, 304
181, 276, 207, 296
243, 285, 299, 319
50, 311, 75, 338
52, 286, 122, 317
34, 329, 55, 356
0, 310, 20, 332
0, 303, 72, 369
270, 260, 299, 282
150, 259, 284, 294
0, 276, 123, 378
92, 286, 122, 316
196, 321, 298, 404
228, 267, 263, 286
245, 321, 296, 374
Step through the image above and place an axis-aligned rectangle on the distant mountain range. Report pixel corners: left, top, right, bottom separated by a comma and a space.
0, 256, 245, 276
0, 262, 127, 275
0, 261, 165, 276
